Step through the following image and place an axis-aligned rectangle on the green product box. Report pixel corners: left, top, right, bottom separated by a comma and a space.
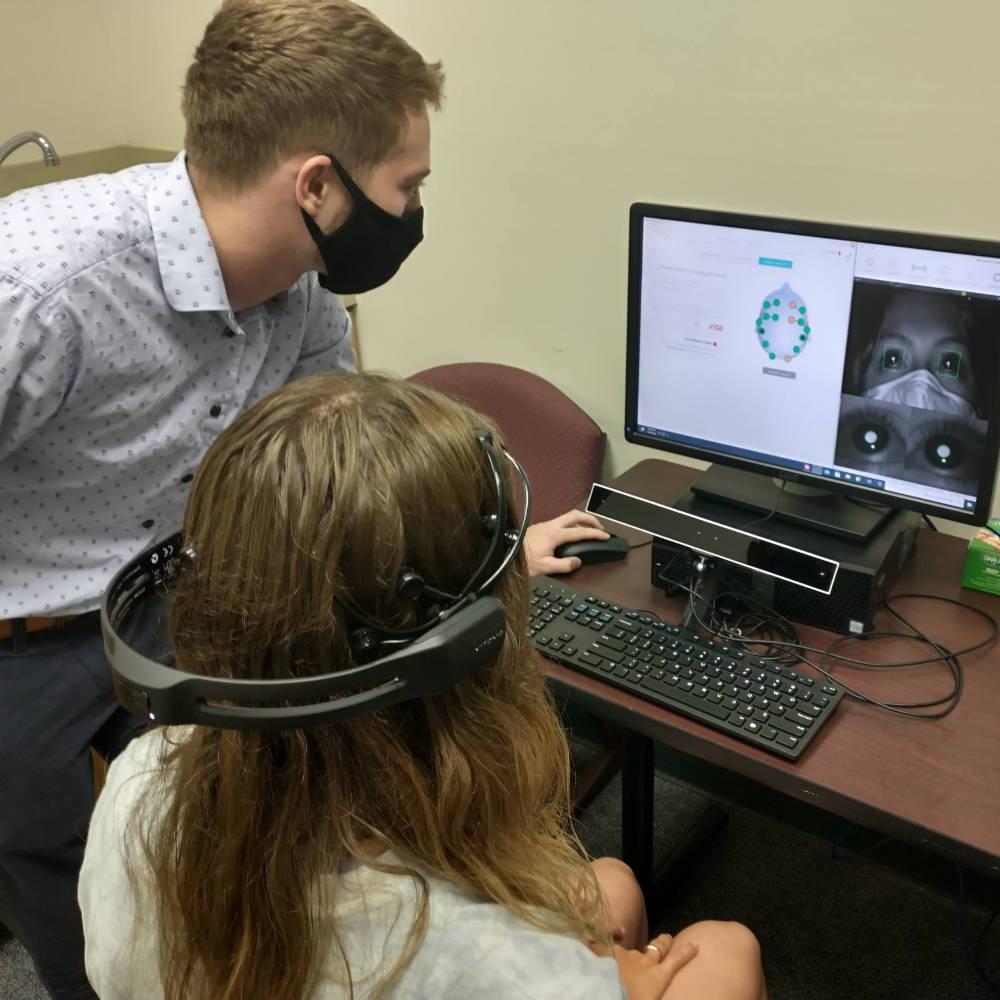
962, 518, 1000, 595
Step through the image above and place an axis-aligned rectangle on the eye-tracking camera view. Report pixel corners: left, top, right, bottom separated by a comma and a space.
836, 282, 996, 496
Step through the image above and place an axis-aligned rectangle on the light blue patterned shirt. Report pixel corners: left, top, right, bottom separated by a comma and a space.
0, 153, 354, 618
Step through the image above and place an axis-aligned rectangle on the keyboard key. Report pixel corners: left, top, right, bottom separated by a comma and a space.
776, 733, 799, 749
578, 651, 603, 668
593, 644, 624, 664
597, 635, 627, 652
770, 716, 806, 739
787, 710, 815, 729
639, 677, 730, 719
760, 726, 778, 740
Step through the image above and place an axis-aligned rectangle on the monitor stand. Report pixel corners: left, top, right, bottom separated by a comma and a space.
689, 464, 893, 543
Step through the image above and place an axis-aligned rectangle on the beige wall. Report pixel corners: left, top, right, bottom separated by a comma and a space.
1, 1, 128, 162
4, 0, 999, 533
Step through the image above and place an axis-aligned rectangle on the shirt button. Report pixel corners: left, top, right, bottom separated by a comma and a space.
181, 473, 194, 483
209, 404, 222, 418
142, 519, 155, 529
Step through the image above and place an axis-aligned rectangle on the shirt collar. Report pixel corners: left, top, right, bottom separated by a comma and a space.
148, 152, 230, 314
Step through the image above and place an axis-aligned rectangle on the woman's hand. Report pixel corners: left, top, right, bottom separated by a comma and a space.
593, 933, 699, 1000
523, 510, 609, 576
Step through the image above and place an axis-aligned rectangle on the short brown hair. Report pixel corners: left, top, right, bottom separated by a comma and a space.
182, 0, 445, 189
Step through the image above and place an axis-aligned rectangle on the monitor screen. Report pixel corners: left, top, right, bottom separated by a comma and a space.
625, 206, 1000, 523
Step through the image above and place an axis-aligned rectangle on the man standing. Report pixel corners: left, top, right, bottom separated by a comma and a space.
0, 2, 604, 995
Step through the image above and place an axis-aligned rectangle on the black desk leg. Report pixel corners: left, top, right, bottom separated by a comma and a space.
620, 728, 729, 925
621, 728, 655, 890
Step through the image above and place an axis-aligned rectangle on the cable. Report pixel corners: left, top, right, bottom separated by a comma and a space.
739, 479, 788, 535
956, 865, 1000, 997
829, 834, 999, 996
629, 538, 654, 551
653, 563, 998, 720
654, 550, 998, 978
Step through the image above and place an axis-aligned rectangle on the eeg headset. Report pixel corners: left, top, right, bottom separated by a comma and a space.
101, 431, 530, 732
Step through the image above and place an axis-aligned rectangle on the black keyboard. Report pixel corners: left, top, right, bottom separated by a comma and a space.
530, 576, 844, 761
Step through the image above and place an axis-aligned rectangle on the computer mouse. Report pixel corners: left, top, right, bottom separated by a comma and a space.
553, 534, 631, 566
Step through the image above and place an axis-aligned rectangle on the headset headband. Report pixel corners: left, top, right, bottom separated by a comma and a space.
101, 434, 530, 731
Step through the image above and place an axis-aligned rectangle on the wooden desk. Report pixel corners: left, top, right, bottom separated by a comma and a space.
546, 459, 1000, 879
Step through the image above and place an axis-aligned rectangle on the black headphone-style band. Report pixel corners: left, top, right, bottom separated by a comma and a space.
100, 433, 531, 731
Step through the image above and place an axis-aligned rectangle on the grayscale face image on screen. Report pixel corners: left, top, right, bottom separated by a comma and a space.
633, 216, 1000, 515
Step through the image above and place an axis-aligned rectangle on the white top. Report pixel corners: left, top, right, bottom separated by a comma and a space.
0, 153, 354, 618
79, 730, 625, 999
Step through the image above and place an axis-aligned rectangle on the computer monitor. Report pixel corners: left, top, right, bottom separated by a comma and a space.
625, 204, 1000, 537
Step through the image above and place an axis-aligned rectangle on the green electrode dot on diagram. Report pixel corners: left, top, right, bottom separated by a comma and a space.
758, 282, 809, 362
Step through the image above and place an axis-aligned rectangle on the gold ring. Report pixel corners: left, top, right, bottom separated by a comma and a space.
645, 943, 662, 957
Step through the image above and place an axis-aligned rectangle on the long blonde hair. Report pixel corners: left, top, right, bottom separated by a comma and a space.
129, 373, 606, 1000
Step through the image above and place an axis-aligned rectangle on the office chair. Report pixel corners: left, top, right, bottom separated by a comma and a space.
408, 362, 606, 525
408, 362, 620, 809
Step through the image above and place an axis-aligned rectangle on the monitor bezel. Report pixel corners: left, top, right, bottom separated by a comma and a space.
624, 202, 1000, 527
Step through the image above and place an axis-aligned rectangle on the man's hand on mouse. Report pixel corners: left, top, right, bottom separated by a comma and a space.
524, 510, 609, 576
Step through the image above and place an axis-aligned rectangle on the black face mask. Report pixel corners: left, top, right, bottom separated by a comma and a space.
302, 155, 424, 294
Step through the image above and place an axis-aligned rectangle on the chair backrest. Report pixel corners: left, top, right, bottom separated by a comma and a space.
408, 362, 606, 524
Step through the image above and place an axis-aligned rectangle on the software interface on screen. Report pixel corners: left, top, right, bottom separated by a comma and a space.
635, 218, 1000, 512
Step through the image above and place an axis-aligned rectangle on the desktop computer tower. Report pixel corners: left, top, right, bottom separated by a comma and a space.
650, 492, 922, 635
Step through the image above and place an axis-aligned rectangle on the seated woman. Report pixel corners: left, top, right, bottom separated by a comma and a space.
79, 372, 766, 1000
